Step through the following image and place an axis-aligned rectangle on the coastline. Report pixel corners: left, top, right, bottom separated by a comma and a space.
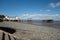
0, 21, 60, 40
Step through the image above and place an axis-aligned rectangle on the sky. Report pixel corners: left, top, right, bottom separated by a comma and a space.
0, 0, 60, 20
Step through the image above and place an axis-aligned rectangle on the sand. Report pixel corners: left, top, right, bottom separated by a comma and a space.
0, 21, 60, 40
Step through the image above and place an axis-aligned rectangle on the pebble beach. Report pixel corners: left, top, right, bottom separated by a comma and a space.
0, 21, 60, 40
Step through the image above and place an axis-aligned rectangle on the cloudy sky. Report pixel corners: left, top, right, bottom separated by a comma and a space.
0, 0, 60, 20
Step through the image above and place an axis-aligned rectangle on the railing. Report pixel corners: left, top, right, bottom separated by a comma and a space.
0, 30, 17, 40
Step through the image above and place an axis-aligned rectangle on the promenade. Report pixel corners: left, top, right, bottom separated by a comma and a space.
0, 21, 60, 40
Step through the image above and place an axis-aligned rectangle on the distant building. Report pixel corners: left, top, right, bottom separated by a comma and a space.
5, 16, 20, 22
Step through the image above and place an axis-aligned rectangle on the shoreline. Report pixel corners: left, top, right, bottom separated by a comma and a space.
20, 22, 60, 29
0, 21, 60, 40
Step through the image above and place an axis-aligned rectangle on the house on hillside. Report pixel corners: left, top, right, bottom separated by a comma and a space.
5, 16, 20, 22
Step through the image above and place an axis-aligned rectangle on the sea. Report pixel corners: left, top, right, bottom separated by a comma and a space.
21, 20, 60, 28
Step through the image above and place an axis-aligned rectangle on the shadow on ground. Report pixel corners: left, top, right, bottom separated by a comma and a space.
0, 26, 16, 34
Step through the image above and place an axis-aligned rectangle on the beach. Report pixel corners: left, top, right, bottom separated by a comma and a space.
0, 21, 60, 40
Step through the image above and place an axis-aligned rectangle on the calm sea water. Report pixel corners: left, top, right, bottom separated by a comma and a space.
21, 20, 60, 28
32, 20, 60, 28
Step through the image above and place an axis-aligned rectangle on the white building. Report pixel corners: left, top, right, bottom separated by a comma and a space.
5, 16, 20, 21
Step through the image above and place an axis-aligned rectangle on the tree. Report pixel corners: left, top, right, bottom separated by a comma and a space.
0, 15, 5, 22
0, 15, 5, 18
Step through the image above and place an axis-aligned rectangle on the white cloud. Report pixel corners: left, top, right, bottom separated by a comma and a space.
49, 3, 56, 8
40, 10, 43, 11
46, 9, 51, 12
56, 2, 60, 6
40, 9, 51, 12
49, 2, 60, 8
21, 14, 60, 20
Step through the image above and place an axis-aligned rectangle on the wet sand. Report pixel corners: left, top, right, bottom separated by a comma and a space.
0, 21, 60, 40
